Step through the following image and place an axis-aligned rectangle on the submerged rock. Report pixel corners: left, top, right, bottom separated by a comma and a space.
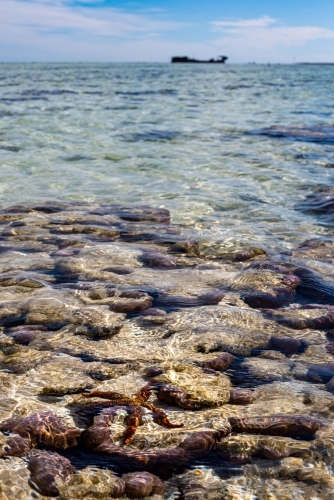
229, 388, 254, 405
157, 384, 199, 410
2, 435, 31, 458
198, 352, 235, 371
56, 467, 125, 499
122, 471, 164, 498
0, 456, 43, 499
85, 287, 153, 312
197, 240, 267, 262
6, 324, 48, 345
271, 305, 334, 330
28, 449, 75, 496
229, 415, 322, 437
0, 412, 81, 452
0, 201, 334, 497
154, 363, 231, 409
295, 186, 334, 221
306, 363, 334, 383
154, 289, 225, 308
171, 469, 224, 500
178, 430, 224, 451
0, 297, 125, 338
270, 336, 302, 355
231, 261, 300, 308
291, 237, 334, 262
140, 251, 177, 268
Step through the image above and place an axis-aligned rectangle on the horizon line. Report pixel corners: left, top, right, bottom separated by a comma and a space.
1, 61, 334, 65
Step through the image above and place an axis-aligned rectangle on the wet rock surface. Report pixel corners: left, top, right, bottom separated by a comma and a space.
28, 449, 75, 496
0, 412, 81, 454
122, 471, 164, 498
0, 202, 334, 498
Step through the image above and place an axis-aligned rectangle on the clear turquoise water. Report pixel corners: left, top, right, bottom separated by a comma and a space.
1, 62, 334, 249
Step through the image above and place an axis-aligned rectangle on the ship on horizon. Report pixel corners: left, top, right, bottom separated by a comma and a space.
171, 56, 228, 63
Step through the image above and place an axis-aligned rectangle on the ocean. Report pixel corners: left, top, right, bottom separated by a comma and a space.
1, 63, 334, 248
0, 63, 334, 499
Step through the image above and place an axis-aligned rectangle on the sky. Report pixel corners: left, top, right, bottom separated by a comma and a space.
1, 0, 334, 63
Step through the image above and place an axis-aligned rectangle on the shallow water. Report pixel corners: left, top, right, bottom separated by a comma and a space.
1, 63, 334, 249
0, 64, 334, 499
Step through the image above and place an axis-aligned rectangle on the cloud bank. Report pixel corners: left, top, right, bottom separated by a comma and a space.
212, 16, 334, 50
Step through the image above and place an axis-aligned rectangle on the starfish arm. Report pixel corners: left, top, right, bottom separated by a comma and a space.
76, 401, 123, 416
123, 409, 142, 445
133, 384, 153, 405
144, 404, 184, 429
81, 390, 134, 404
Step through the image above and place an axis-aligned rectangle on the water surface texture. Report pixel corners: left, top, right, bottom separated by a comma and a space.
1, 63, 334, 249
0, 64, 334, 499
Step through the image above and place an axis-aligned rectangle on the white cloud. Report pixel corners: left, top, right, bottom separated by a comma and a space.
210, 16, 334, 60
212, 16, 276, 30
1, 0, 183, 40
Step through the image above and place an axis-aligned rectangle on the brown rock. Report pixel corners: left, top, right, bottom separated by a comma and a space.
157, 384, 200, 410
140, 251, 176, 268
306, 362, 334, 383
28, 449, 75, 496
229, 415, 321, 437
271, 336, 302, 355
200, 353, 235, 371
178, 431, 220, 452
261, 445, 290, 460
0, 412, 81, 449
103, 266, 134, 275
231, 261, 300, 309
122, 471, 164, 498
116, 206, 170, 223
233, 247, 267, 262
87, 288, 153, 312
2, 435, 31, 457
56, 467, 125, 499
228, 454, 252, 464
325, 377, 334, 394
229, 388, 254, 405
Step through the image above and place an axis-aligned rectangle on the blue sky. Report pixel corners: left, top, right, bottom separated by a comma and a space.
1, 0, 334, 62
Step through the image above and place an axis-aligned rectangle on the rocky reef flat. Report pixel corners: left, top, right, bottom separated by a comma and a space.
0, 201, 334, 499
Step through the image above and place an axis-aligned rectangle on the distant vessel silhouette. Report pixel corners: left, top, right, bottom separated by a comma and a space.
171, 56, 228, 63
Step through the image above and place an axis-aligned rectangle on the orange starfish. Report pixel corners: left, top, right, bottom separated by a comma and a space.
81, 384, 183, 444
